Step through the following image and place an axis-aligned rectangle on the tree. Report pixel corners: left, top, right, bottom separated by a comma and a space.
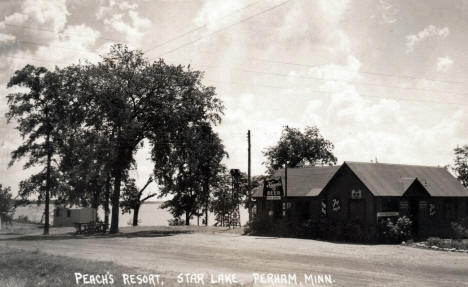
453, 145, 468, 187
210, 170, 245, 227
6, 65, 68, 235
121, 176, 157, 226
0, 184, 15, 225
263, 126, 337, 173
66, 44, 223, 233
153, 124, 227, 225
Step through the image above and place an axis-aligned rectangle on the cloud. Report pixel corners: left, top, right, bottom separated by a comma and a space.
0, 33, 15, 44
99, 0, 151, 47
406, 25, 450, 53
6, 0, 69, 32
436, 56, 453, 72
379, 0, 398, 24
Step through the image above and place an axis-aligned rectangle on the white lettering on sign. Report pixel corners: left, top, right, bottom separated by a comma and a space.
321, 200, 327, 215
332, 199, 341, 212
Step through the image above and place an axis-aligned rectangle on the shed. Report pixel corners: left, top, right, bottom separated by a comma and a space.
53, 206, 97, 227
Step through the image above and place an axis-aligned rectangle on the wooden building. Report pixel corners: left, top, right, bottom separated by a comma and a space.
53, 206, 97, 227
253, 162, 468, 242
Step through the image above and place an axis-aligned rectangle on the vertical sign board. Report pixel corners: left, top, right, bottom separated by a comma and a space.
263, 177, 283, 200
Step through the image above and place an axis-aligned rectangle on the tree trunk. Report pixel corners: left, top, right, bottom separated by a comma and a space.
43, 133, 51, 235
109, 168, 122, 234
185, 211, 190, 226
104, 173, 110, 227
132, 205, 140, 226
205, 204, 208, 227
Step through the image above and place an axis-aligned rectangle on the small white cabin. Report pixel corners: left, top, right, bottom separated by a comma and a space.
53, 207, 97, 227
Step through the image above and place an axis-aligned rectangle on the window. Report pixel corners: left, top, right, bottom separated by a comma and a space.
381, 198, 399, 212
67, 210, 71, 217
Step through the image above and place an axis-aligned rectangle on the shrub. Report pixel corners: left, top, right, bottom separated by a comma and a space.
379, 216, 412, 243
14, 215, 31, 224
451, 217, 468, 239
427, 237, 441, 246
244, 214, 275, 235
168, 218, 185, 226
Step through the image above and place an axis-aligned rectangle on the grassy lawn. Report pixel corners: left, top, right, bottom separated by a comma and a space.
0, 245, 245, 287
0, 246, 158, 287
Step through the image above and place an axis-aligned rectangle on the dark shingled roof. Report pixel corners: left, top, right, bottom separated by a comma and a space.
345, 161, 468, 197
252, 166, 339, 197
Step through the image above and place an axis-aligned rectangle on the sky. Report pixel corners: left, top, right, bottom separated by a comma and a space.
0, 0, 467, 195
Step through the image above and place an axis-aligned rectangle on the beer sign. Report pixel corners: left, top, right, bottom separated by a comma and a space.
263, 177, 283, 200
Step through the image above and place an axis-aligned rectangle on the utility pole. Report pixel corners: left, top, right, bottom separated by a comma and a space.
247, 130, 252, 222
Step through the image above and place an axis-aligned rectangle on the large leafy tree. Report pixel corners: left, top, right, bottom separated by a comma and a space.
6, 65, 68, 235
263, 126, 337, 174
67, 44, 223, 233
0, 184, 15, 225
153, 124, 227, 225
453, 145, 468, 188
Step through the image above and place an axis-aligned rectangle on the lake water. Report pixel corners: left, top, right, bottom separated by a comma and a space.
14, 202, 249, 227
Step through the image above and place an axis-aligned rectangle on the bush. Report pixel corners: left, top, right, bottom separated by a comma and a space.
427, 237, 441, 246
168, 218, 185, 226
14, 215, 31, 224
379, 216, 412, 243
451, 217, 468, 239
244, 214, 275, 235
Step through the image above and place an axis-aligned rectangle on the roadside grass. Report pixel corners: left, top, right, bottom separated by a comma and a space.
0, 246, 245, 287
0, 245, 153, 286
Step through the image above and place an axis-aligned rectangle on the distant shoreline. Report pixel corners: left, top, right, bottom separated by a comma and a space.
15, 200, 165, 205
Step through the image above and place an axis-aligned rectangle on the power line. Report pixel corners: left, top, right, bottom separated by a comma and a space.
196, 64, 468, 97
4, 55, 467, 106
206, 79, 468, 106
3, 23, 128, 44
144, 0, 265, 54
6, 24, 467, 88
192, 51, 468, 87
156, 0, 293, 57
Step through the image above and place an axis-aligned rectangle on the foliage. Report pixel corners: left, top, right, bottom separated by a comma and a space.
244, 214, 275, 235
451, 217, 468, 239
47, 44, 223, 232
379, 216, 413, 243
426, 237, 468, 250
168, 218, 185, 226
121, 176, 157, 226
6, 65, 70, 234
263, 126, 337, 174
154, 124, 227, 225
6, 44, 224, 233
210, 170, 246, 227
0, 184, 15, 224
452, 145, 468, 187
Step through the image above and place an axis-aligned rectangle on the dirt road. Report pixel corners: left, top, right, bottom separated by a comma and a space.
1, 227, 467, 286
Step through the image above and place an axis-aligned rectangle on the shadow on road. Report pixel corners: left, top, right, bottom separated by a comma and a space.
0, 229, 191, 241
